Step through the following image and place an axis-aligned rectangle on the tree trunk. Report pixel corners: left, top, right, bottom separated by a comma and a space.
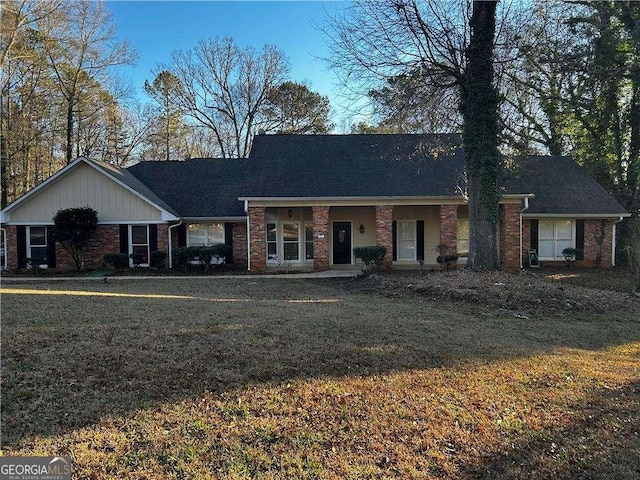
66, 99, 74, 164
460, 1, 501, 270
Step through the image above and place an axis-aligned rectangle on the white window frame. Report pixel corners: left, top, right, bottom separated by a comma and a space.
266, 221, 313, 265
129, 224, 150, 267
397, 220, 417, 261
538, 219, 575, 260
27, 226, 49, 269
187, 222, 225, 247
304, 221, 314, 261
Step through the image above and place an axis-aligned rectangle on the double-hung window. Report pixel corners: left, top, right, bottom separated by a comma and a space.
267, 223, 278, 261
188, 223, 224, 246
539, 219, 574, 259
305, 222, 314, 260
27, 226, 48, 268
130, 225, 150, 266
397, 220, 416, 261
282, 222, 300, 261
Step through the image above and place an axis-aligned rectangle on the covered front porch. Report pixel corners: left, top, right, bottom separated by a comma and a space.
243, 199, 476, 273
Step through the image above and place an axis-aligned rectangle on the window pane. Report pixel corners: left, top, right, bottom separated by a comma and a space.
457, 219, 469, 254
557, 240, 572, 256
29, 227, 46, 246
539, 220, 554, 240
31, 246, 47, 266
539, 239, 554, 258
267, 223, 277, 242
556, 220, 572, 239
207, 223, 224, 244
305, 241, 314, 260
398, 243, 415, 259
283, 223, 299, 241
283, 242, 299, 260
188, 224, 205, 246
131, 225, 148, 245
132, 245, 149, 264
398, 221, 414, 241
305, 223, 313, 242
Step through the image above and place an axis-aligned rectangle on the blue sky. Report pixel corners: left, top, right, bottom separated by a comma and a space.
108, 1, 354, 124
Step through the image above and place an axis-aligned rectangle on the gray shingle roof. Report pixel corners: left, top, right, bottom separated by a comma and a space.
124, 134, 628, 218
126, 158, 250, 218
244, 134, 466, 197
505, 156, 629, 215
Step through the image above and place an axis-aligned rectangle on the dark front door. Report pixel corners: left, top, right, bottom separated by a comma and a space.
332, 222, 352, 264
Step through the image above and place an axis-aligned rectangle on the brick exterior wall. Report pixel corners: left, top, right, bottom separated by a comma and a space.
55, 224, 121, 270
248, 206, 267, 273
232, 222, 248, 268
522, 218, 531, 262
439, 205, 458, 256
584, 219, 613, 268
375, 205, 393, 270
4, 225, 18, 270
499, 204, 521, 271
313, 206, 330, 271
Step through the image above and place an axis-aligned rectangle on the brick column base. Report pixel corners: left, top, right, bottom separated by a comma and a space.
249, 206, 267, 273
375, 205, 393, 270
313, 206, 330, 271
500, 204, 521, 271
439, 205, 458, 255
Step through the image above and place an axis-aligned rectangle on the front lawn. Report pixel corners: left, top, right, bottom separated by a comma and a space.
1, 276, 639, 479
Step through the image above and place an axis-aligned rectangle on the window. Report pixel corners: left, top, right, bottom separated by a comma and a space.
27, 226, 48, 268
0, 228, 6, 270
305, 222, 314, 260
282, 222, 299, 261
539, 219, 574, 259
457, 218, 469, 255
130, 225, 149, 266
397, 221, 416, 260
267, 222, 278, 261
188, 222, 224, 246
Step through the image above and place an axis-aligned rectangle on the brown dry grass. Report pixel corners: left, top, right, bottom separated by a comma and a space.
1, 276, 639, 479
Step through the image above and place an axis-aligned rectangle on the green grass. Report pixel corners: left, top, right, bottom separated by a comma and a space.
1, 277, 639, 479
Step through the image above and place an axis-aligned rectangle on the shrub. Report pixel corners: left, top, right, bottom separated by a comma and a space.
561, 247, 582, 268
129, 252, 144, 267
353, 245, 387, 272
53, 206, 98, 271
436, 243, 458, 269
172, 246, 201, 270
103, 253, 129, 270
150, 250, 167, 269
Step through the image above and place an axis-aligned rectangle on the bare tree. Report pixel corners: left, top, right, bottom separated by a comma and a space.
327, 0, 509, 269
43, 0, 136, 164
164, 37, 289, 158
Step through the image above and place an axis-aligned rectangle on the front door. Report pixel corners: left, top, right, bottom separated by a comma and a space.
332, 221, 352, 264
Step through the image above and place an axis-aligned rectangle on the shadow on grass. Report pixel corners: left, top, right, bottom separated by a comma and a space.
1, 277, 639, 447
463, 380, 640, 479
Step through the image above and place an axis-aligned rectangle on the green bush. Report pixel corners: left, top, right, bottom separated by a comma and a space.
129, 252, 145, 267
172, 244, 232, 271
103, 253, 129, 270
172, 246, 201, 270
353, 245, 387, 272
151, 250, 167, 268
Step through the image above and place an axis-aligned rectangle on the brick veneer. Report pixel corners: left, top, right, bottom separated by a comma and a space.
55, 224, 121, 270
439, 205, 458, 255
313, 206, 330, 271
584, 219, 613, 268
499, 204, 521, 271
248, 206, 267, 273
232, 222, 248, 268
375, 205, 393, 270
522, 218, 531, 261
4, 225, 18, 270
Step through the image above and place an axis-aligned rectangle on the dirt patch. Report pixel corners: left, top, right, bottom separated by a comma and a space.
351, 268, 639, 317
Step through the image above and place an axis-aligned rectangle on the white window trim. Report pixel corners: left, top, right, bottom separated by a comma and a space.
186, 222, 225, 247
27, 226, 49, 269
266, 221, 313, 265
538, 219, 576, 260
396, 220, 417, 262
129, 224, 150, 267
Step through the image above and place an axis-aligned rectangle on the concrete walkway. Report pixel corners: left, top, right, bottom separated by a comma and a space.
0, 270, 362, 282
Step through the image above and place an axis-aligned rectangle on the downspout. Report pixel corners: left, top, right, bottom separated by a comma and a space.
612, 216, 624, 267
0, 226, 7, 270
168, 220, 183, 269
245, 200, 250, 272
520, 197, 530, 269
